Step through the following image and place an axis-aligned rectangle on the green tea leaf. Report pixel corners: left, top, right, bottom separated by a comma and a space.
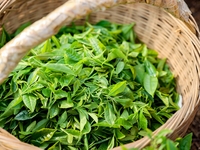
104, 103, 116, 125
49, 104, 60, 119
139, 110, 148, 130
82, 121, 91, 134
84, 135, 89, 150
23, 94, 37, 113
27, 69, 39, 85
14, 110, 37, 121
156, 91, 169, 106
114, 98, 133, 107
115, 129, 125, 139
89, 37, 105, 55
157, 58, 166, 71
26, 121, 37, 132
32, 119, 49, 132
179, 133, 192, 150
31, 128, 56, 144
115, 118, 133, 130
48, 141, 60, 150
144, 59, 157, 77
65, 48, 81, 62
55, 89, 68, 100
88, 113, 98, 123
1, 96, 23, 118
42, 88, 51, 98
57, 111, 67, 127
116, 61, 125, 74
107, 136, 115, 150
150, 111, 164, 125
143, 73, 158, 97
166, 139, 178, 150
51, 36, 61, 48
109, 81, 127, 96
41, 39, 52, 53
72, 79, 81, 96
44, 63, 75, 75
142, 45, 148, 57
77, 108, 88, 131
112, 48, 128, 61
134, 64, 145, 84
121, 23, 135, 42
61, 128, 81, 137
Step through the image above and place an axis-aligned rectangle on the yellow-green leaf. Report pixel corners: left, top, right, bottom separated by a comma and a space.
109, 81, 127, 96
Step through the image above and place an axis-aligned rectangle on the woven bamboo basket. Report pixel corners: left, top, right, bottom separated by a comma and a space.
0, 0, 200, 150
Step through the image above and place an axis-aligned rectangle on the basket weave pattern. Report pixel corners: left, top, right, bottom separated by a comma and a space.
0, 0, 200, 150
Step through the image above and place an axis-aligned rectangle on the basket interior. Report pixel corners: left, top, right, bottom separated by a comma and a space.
81, 3, 199, 107
1, 1, 198, 106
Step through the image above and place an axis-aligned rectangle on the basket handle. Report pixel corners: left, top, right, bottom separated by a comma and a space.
0, 0, 195, 84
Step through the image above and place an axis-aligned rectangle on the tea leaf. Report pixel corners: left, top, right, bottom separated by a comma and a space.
23, 94, 37, 113
44, 63, 75, 75
179, 133, 192, 150
104, 103, 116, 125
109, 81, 127, 96
143, 73, 158, 97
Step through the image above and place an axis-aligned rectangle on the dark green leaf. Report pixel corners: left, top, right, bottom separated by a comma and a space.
32, 119, 49, 132
115, 129, 125, 139
1, 96, 23, 118
179, 133, 192, 150
57, 111, 67, 127
156, 91, 169, 106
48, 141, 60, 150
14, 110, 37, 121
